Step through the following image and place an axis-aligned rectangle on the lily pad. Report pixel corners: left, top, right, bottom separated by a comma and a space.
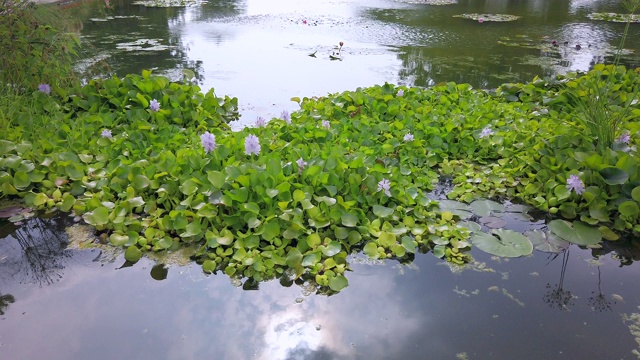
453, 13, 521, 22
479, 216, 507, 229
470, 199, 504, 217
548, 220, 602, 246
587, 13, 640, 23
524, 229, 570, 253
470, 229, 533, 257
437, 200, 473, 219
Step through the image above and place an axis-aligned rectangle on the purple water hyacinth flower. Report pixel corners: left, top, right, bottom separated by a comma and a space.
281, 110, 291, 124
403, 133, 414, 142
255, 116, 267, 128
149, 98, 160, 112
296, 158, 307, 172
397, 89, 404, 97
200, 131, 217, 153
616, 131, 631, 144
38, 83, 51, 95
321, 120, 330, 129
566, 174, 585, 195
245, 134, 261, 156
377, 178, 391, 196
479, 126, 494, 138
101, 129, 112, 138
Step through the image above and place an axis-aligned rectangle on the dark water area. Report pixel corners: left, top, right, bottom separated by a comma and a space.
2, 215, 640, 359
73, 0, 640, 128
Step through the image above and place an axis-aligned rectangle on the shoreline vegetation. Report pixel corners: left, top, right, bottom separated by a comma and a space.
1, 0, 639, 293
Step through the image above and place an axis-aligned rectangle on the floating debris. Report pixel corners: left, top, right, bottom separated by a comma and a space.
396, 0, 457, 5
454, 13, 521, 22
132, 0, 202, 7
115, 39, 172, 52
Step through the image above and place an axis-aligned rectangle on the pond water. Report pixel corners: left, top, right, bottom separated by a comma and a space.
3, 0, 640, 359
2, 214, 640, 359
75, 0, 640, 128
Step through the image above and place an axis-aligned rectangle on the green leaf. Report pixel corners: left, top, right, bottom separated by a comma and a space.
363, 242, 378, 258
328, 274, 348, 291
301, 252, 320, 267
619, 201, 639, 217
13, 171, 31, 190
322, 241, 341, 257
470, 229, 533, 257
599, 167, 628, 185
124, 246, 142, 263
180, 179, 199, 195
548, 220, 602, 246
372, 205, 394, 218
524, 229, 569, 253
469, 199, 504, 217
262, 220, 280, 241
207, 171, 226, 189
202, 260, 217, 273
286, 248, 302, 268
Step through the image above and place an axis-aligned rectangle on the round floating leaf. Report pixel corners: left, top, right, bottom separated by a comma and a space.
302, 252, 321, 266
328, 274, 348, 292
322, 241, 342, 257
479, 216, 507, 229
202, 260, 216, 273
363, 242, 378, 258
125, 245, 142, 263
470, 229, 533, 257
619, 201, 639, 218
599, 167, 628, 185
285, 248, 302, 268
432, 245, 446, 258
470, 199, 504, 217
524, 229, 569, 253
632, 186, 640, 202
13, 171, 31, 190
548, 220, 602, 246
341, 213, 358, 227
109, 233, 129, 246
598, 226, 620, 241
437, 200, 473, 219
457, 221, 481, 232
372, 205, 394, 218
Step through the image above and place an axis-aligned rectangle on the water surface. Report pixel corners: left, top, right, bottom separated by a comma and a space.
76, 0, 640, 128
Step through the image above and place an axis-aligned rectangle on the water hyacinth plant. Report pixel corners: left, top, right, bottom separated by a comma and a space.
149, 98, 160, 112
1, 66, 639, 293
200, 131, 216, 153
38, 84, 51, 95
244, 134, 261, 155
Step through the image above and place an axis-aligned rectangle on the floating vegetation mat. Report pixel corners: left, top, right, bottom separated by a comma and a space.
587, 13, 640, 23
132, 0, 202, 7
454, 13, 521, 22
395, 0, 457, 5
90, 15, 145, 22
115, 39, 172, 52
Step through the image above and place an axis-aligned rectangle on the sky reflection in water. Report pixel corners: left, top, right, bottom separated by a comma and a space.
1, 216, 640, 359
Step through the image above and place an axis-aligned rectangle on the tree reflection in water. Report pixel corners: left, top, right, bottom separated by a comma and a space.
588, 267, 613, 312
543, 249, 575, 311
0, 292, 15, 315
0, 216, 74, 287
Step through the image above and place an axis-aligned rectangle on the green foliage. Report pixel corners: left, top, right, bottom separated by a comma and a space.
1, 65, 639, 292
0, 1, 81, 91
